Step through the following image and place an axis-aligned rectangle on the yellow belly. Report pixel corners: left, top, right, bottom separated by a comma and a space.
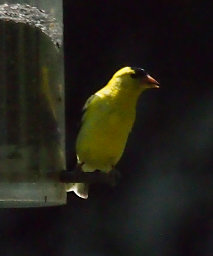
76, 103, 135, 172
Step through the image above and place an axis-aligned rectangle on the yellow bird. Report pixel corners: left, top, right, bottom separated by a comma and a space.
67, 67, 159, 199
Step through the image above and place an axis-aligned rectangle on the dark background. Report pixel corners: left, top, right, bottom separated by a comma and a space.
1, 1, 212, 255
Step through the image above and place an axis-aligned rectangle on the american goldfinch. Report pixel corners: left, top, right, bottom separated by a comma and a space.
67, 67, 159, 199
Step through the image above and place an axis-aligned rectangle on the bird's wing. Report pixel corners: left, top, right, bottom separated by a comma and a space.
81, 94, 99, 123
82, 94, 97, 112
69, 94, 96, 170
69, 94, 99, 169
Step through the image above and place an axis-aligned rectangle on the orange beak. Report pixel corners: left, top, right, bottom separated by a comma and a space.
142, 74, 160, 88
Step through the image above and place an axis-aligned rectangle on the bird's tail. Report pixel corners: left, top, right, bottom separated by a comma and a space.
65, 183, 89, 199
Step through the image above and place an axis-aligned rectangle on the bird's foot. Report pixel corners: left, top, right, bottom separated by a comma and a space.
73, 162, 85, 174
60, 164, 121, 185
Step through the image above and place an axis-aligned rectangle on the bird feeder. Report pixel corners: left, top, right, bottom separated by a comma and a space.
0, 0, 66, 207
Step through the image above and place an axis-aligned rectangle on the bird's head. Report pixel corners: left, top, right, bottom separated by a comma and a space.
111, 67, 159, 91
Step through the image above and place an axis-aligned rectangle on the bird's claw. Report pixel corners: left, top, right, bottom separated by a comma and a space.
73, 162, 85, 174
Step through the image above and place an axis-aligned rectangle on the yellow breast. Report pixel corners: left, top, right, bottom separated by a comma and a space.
76, 93, 136, 172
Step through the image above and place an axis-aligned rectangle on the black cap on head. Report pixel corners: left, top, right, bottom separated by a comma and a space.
130, 67, 148, 79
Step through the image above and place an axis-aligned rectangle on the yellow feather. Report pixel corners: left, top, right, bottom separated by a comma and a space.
76, 67, 144, 172
67, 66, 159, 198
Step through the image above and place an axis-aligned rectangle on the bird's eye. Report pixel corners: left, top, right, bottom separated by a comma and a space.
130, 67, 147, 79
